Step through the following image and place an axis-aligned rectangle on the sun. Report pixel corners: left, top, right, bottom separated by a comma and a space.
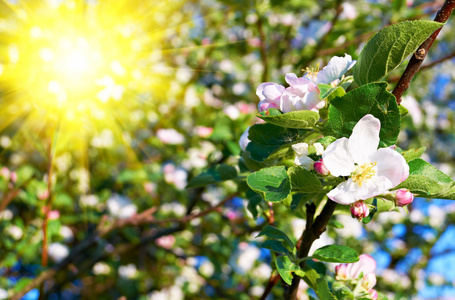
0, 0, 183, 155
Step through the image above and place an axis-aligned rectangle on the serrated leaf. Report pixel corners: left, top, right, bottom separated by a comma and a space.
187, 164, 237, 188
276, 256, 304, 285
316, 277, 337, 300
247, 166, 291, 203
324, 82, 401, 147
312, 245, 359, 263
246, 123, 299, 162
258, 109, 320, 129
262, 240, 292, 256
401, 147, 426, 163
354, 20, 443, 85
396, 159, 455, 200
287, 166, 322, 192
256, 225, 295, 251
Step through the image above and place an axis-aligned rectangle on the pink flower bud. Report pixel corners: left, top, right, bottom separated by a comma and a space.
38, 190, 50, 201
395, 189, 414, 207
369, 289, 378, 300
314, 159, 329, 176
0, 167, 10, 180
350, 200, 369, 220
362, 273, 377, 290
48, 210, 60, 220
258, 100, 279, 112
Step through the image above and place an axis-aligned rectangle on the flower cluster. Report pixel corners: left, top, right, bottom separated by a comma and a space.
335, 254, 378, 299
256, 54, 356, 113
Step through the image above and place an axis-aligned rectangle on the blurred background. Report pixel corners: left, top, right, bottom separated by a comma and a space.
0, 0, 454, 299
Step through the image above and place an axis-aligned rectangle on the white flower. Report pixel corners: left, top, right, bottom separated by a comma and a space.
106, 194, 137, 219
281, 73, 324, 112
312, 54, 356, 85
292, 143, 315, 170
93, 262, 111, 275
314, 142, 325, 155
48, 242, 69, 263
322, 114, 409, 205
156, 128, 185, 145
119, 263, 138, 279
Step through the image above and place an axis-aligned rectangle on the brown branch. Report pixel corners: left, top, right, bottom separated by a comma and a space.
284, 200, 338, 300
259, 273, 281, 300
392, 0, 455, 104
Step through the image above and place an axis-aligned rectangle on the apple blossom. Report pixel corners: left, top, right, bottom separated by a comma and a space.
322, 114, 409, 205
239, 127, 251, 151
256, 82, 285, 112
335, 254, 377, 281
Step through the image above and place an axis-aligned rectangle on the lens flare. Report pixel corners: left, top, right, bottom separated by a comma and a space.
0, 0, 184, 155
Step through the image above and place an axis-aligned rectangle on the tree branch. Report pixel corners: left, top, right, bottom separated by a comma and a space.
392, 0, 455, 104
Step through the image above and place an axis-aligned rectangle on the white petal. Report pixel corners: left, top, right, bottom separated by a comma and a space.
370, 148, 409, 187
256, 82, 284, 101
327, 175, 391, 205
305, 91, 326, 111
294, 155, 314, 170
317, 54, 356, 84
347, 254, 377, 279
292, 143, 309, 155
262, 83, 285, 102
314, 142, 324, 155
327, 179, 363, 205
348, 114, 380, 165
322, 138, 355, 176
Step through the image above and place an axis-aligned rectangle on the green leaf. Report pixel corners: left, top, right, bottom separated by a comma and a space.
324, 82, 401, 147
396, 159, 455, 199
246, 123, 299, 162
258, 109, 320, 129
316, 277, 337, 300
302, 264, 321, 290
332, 282, 355, 300
247, 195, 263, 219
287, 166, 322, 192
312, 245, 359, 263
362, 198, 378, 224
276, 256, 304, 285
14, 277, 32, 292
262, 240, 292, 256
318, 84, 340, 100
187, 164, 237, 188
354, 20, 443, 85
315, 136, 337, 148
256, 225, 295, 251
399, 104, 409, 117
247, 166, 291, 203
401, 147, 426, 163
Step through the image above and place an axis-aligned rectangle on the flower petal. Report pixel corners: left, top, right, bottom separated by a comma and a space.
356, 175, 393, 200
317, 54, 356, 84
323, 138, 355, 176
256, 82, 284, 102
292, 143, 309, 156
347, 254, 377, 279
294, 155, 314, 170
348, 114, 380, 165
370, 148, 409, 187
327, 179, 364, 205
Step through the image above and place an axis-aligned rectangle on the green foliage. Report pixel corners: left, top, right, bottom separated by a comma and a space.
332, 282, 355, 300
397, 158, 455, 199
246, 123, 299, 162
287, 166, 321, 192
256, 225, 295, 251
401, 147, 426, 162
276, 256, 305, 285
258, 109, 320, 129
247, 166, 291, 203
311, 245, 359, 263
186, 164, 237, 188
353, 20, 443, 85
324, 82, 401, 147
316, 277, 337, 300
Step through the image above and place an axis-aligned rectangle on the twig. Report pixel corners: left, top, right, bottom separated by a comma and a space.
284, 200, 338, 300
259, 273, 281, 300
392, 0, 455, 104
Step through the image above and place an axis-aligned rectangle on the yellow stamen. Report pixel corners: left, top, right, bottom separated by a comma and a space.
351, 162, 377, 186
303, 62, 320, 78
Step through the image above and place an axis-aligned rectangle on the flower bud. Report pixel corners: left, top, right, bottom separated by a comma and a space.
350, 200, 369, 221
395, 189, 414, 207
314, 159, 329, 176
369, 289, 378, 300
258, 100, 279, 112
